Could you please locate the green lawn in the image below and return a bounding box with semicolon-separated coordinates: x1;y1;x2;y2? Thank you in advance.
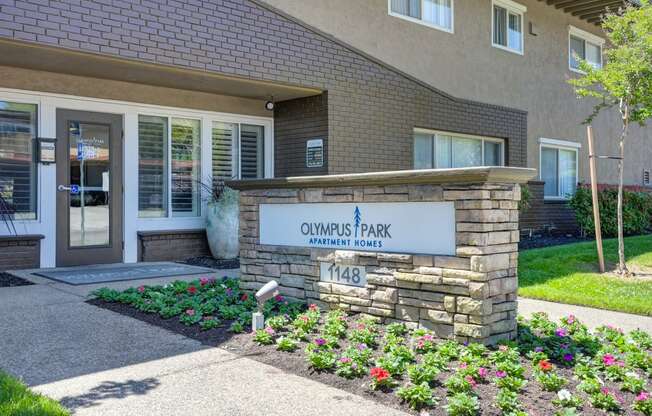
519;234;652;316
0;370;69;416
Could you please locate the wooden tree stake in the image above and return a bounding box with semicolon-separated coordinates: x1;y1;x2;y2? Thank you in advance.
587;125;605;273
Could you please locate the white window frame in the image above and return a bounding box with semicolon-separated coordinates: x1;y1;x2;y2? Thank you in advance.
414;128;506;169
491;0;526;55
538;138;580;201
388;0;455;34
0;87;274;267
568;25;604;74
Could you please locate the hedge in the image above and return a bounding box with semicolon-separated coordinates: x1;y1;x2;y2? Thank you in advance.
569;185;652;237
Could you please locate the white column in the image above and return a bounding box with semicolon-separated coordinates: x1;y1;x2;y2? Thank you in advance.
123;112;139;263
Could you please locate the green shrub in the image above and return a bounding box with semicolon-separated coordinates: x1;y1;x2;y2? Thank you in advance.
569;186;652;237
396;382;436;410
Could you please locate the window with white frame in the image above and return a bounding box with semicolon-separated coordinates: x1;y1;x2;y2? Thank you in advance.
413;130;505;169
0;101;37;220
569;26;603;72
211;122;264;181
492;0;526;54
138;116;202;218
539;139;579;199
389;0;453;32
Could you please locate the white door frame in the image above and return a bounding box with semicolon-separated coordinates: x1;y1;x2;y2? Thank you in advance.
0;87;274;267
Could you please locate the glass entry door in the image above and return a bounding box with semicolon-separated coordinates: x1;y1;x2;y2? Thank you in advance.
56;110;123;266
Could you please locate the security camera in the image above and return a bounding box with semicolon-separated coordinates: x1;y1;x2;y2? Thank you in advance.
252;280;279;331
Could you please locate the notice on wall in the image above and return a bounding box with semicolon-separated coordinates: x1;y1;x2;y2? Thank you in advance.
306;138;324;168
259;202;456;255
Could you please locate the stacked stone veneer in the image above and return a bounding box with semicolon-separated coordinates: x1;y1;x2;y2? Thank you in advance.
237;177;525;345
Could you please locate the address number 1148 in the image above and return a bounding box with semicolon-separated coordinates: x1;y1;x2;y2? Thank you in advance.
319;262;367;287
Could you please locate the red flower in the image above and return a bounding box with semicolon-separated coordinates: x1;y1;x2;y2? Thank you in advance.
187;286;197;295
137;285;145;293
370;367;390;382
538;359;553;372
308;304;318;311
241;293;249;301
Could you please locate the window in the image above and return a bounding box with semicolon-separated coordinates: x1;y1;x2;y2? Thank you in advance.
0;101;37;220
211;122;265;181
569;26;603;72
413;130;504;169
389;0;453;32
492;0;525;54
137;116;201;218
539;139;579;199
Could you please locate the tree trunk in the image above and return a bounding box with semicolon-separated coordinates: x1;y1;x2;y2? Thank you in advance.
617;103;629;276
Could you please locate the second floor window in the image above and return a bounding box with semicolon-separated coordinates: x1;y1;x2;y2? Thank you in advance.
492;0;526;54
390;0;453;32
569;26;603;72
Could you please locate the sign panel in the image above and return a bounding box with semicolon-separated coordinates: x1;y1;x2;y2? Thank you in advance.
259;202;456;255
320;262;366;287
306;138;324;168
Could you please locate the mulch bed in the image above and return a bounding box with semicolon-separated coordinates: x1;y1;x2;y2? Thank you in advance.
180;256;240;270
519;234;590;250
88;298;640;415
0;272;33;287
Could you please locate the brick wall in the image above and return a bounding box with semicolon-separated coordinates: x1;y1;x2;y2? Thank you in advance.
519;181;579;235
0;235;42;270
137;230;210;262
274;92;328;177
0;0;527;175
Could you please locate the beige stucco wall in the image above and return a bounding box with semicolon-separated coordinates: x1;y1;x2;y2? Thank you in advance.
260;0;651;186
0;66;269;117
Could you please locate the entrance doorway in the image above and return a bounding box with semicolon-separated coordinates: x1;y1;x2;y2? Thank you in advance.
55;110;123;266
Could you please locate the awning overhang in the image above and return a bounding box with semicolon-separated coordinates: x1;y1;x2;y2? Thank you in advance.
0;38;323;102
540;0;634;24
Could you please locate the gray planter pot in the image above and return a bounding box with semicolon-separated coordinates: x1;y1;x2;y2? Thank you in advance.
206;187;239;259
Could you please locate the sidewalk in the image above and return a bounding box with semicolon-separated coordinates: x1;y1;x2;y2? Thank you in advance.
0;278;407;416
518;297;652;333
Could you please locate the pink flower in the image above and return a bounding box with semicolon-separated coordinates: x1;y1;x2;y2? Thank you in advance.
567;314;576;324
496;370;507;379
603;354;617;366
459;363;468;369
187;286;197;295
464;375;477;387
186;309;195;316
274;294;284;302
308;304;318;311
199;277;209;286
635;392;650;402
314;338;327;347
601;387;610;395
137;285;145;293
478;367;488;378
339;357;352;364
555;327;568;337
264;326;275;336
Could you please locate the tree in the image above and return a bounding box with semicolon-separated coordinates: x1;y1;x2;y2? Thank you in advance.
569;0;652;275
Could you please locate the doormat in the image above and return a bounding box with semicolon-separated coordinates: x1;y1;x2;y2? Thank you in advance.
35;263;215;286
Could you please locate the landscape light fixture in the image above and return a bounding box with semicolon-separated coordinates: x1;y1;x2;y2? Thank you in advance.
252;280;279;330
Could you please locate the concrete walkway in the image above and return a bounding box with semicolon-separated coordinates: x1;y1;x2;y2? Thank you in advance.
0;274;407;416
518;297;652;333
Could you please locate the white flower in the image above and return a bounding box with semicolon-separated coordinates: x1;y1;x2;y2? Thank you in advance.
557;389;572;401
626;371;640;379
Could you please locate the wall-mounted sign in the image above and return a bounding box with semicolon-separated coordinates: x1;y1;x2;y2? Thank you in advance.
37;138;56;164
320;262;366;287
306;138;324;168
259;202;456;255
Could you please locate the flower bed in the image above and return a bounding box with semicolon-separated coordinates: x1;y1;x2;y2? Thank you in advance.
91;281;652;415
91;277;304;334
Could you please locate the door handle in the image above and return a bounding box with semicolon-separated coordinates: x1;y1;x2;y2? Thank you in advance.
58;185;72;192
